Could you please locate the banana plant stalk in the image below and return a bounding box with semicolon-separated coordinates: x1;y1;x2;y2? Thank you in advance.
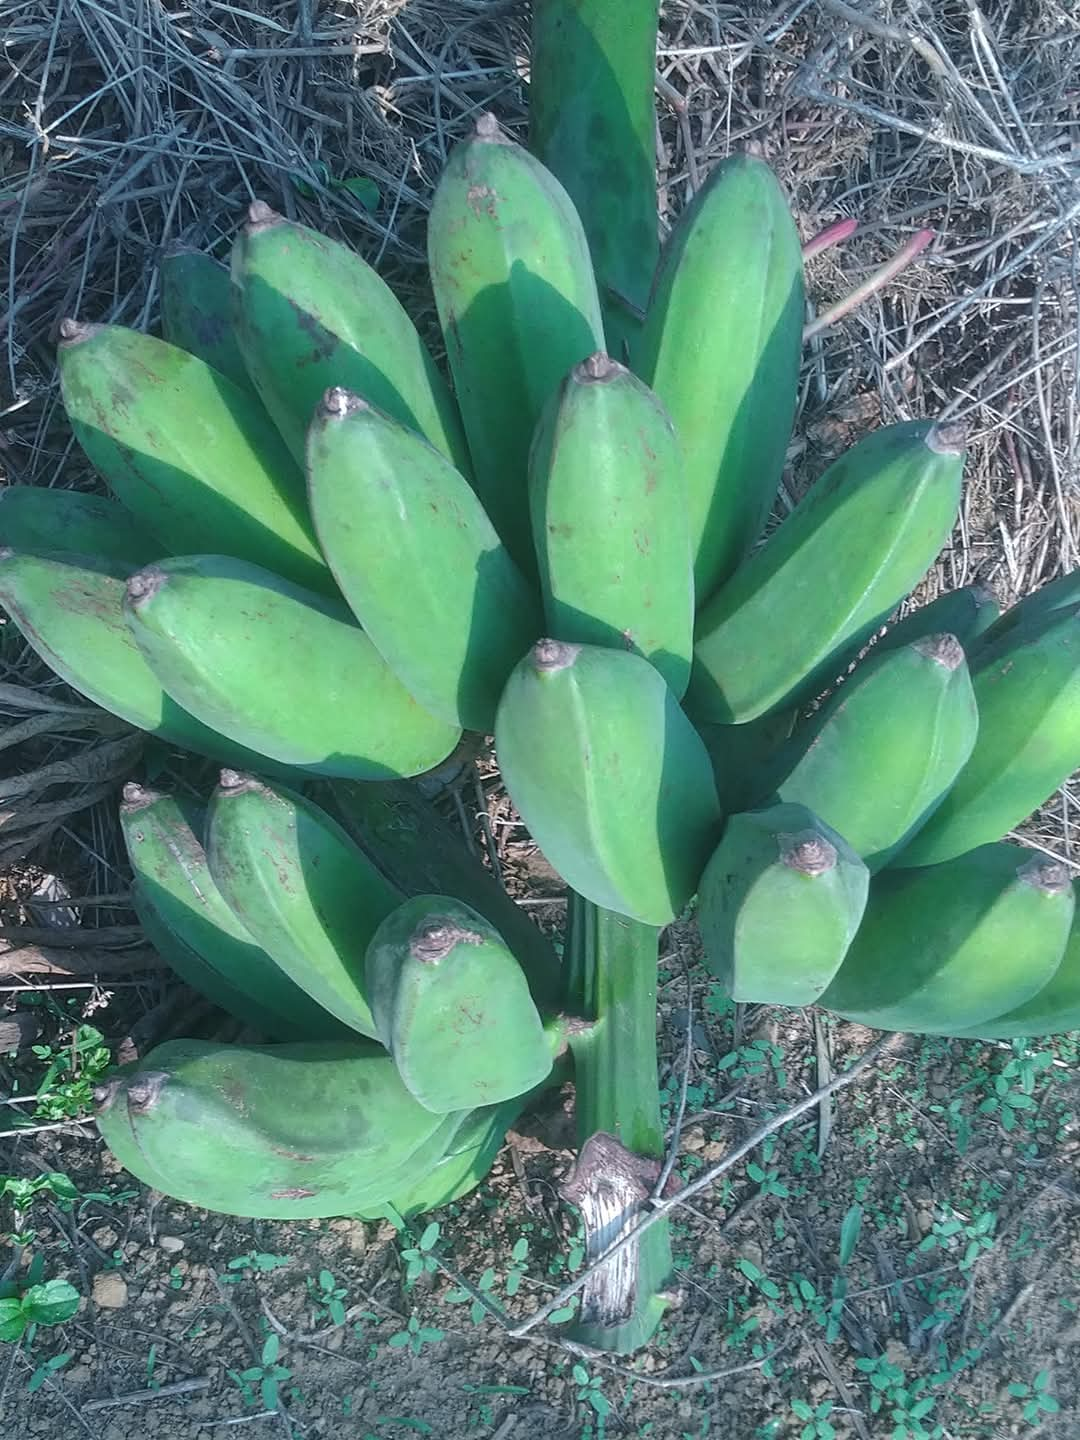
529;0;660;356
560;891;673;1353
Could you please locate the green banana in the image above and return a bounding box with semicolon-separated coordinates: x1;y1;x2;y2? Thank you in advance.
0;486;158;567
634;155;805;599
93;1039;464;1218
321;780;563;1013
874;584;999;657
972;568;1080;652
759;634;979;870
893;604;1080;867
58;322;332;593
529;0;660;355
956;889;1080;1038
697;803;869;1005
688;420;966;723
205;772;402;1039
159;247;254;394
230;203;470;472
695;709;796;816
0;549;285;769
122;555;461;779
121;784;342;1039
428;113;605;573
820;845;1074;1033
131;879;292;1036
496;640;722;924
306;389;540;732
528;352;693;696
365;895;554;1113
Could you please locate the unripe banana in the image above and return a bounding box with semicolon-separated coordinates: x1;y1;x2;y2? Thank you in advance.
160;247;254;394
0;486;158;567
122;555;461;779
0;549;282;769
972;568;1080;653
206;772;403;1039
528;352;693;696
58;322;332;592
956;890;1080;1038
230;203;470;471
306;388;540;732
496;640;722;924
320;780;563;1013
93;1039;463;1218
820;845;1074;1033
529;0;660;354
893;604;1080;867
121;784;341;1039
761;634;979;870
634;154;805;599
688;420;965;723
365;895;553;1113
428;113;605;573
874;584;999;657
697;804;869;1005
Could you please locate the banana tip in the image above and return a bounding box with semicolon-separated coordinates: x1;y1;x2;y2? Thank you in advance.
913;632;965;670
532;638;580;673
927;420;966;456
1018;855;1071;895
246;199;283;232
127;1071;168;1113
58;317;96;346
474;111;509;144
320;386;368;421
573;351;626;385
126;566;168;607
780;831;837;876
410;920;483;963
217;768;262;795
121;781;158;812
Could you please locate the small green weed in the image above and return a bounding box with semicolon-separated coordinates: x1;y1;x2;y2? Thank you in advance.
228;1333;292;1412
1007;1370;1060;1423
386;1314;444;1355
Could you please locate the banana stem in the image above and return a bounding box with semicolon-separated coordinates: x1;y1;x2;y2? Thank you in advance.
560;891;673;1353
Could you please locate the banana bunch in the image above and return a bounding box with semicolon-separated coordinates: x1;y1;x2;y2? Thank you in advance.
3;94;1080;1356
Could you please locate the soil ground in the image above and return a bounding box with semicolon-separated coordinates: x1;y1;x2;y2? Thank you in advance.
3;2;1080;1437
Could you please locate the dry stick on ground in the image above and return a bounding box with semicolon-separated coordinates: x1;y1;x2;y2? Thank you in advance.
509;1032;900;1342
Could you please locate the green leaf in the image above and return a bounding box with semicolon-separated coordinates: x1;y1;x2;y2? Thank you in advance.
839;1204;863;1266
511;1238;529;1262
791;1400;814;1420
334;176;380;212
572;1364;590;1385
1040;1394;1061;1414
318;1269;334;1292
910;1397;935;1419
0;1299;27;1343
737;1258;763;1282
419;1221;440;1252
548;1301;578;1324
588;1390;611;1418
261;1333;280;1365
387;1331;410;1348
21;1280;80;1327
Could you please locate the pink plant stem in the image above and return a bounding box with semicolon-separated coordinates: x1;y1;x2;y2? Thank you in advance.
803;228;936;341
802;217;859;260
